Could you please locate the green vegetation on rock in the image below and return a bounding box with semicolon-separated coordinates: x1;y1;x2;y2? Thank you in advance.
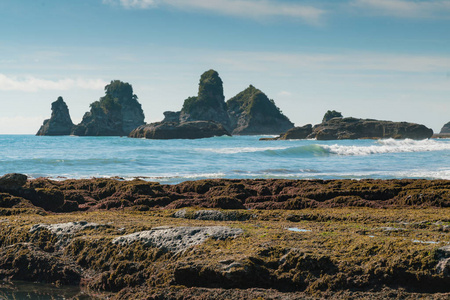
322;110;343;123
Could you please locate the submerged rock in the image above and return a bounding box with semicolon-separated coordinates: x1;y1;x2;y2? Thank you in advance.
226;85;294;135
72;80;145;136
129;120;231;139
112;226;243;253
36;97;74;136
179;70;231;130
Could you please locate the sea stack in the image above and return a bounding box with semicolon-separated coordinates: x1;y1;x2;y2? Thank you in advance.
72;80;145;136
226;85;294;135
36;96;74;136
178;70;231;130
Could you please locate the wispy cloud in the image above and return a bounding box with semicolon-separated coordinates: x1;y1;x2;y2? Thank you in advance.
211;51;450;73
352;0;450;18
0;74;107;92
103;0;325;25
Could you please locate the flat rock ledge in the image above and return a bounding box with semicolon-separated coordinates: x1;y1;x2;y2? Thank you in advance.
29;221;107;248
112;226;243;253
29;221;103;236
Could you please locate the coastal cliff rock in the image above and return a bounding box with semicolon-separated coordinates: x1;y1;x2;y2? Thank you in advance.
36;97;74;136
71;80;145;136
179;70;231;130
307;117;433;140
129;121;231;139
226;85;294;135
440;122;450;134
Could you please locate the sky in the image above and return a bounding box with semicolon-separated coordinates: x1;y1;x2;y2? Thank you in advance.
0;0;449;134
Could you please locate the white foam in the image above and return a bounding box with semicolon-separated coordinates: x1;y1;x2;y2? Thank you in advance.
323;139;450;156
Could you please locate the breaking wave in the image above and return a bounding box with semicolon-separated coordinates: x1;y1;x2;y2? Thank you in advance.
323;139;450;156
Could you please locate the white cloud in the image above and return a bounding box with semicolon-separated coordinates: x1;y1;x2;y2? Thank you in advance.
0;116;45;135
104;0;325;24
352;0;450;18
0;74;107;92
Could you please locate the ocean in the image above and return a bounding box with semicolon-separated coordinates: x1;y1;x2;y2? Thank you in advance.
1;135;449;183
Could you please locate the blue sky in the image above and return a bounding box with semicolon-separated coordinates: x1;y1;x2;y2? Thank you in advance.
1;0;449;134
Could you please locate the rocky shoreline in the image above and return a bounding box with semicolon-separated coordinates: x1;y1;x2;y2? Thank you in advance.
0;174;449;299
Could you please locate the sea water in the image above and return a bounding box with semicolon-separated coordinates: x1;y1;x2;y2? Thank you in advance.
0;135;449;183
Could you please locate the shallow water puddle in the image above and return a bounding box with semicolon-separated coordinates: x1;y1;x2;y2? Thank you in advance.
287;227;311;232
412;240;439;244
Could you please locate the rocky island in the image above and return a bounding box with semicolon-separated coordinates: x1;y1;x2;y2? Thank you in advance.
72;80;145;136
37;80;145;137
0;174;449;299
264;111;434;140
130;70;294;139
36;97;74;136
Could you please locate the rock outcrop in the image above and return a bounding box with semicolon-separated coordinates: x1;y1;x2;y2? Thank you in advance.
129;121;231;139
36;97;74;136
440;122;450;134
112;226;243;254
260;124;313;141
179;70;231;130
71;80;145;136
307;117;433;140
322;110;343;123
0;173;28;190
226;85;294;135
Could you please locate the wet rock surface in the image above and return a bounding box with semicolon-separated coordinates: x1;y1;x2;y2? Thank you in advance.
0;173;28;190
2;177;448;213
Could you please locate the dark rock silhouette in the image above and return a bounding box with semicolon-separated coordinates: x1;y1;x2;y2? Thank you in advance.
129;121;231;139
179;70;231;130
322;110;343;123
36;97;74;136
308;117;433;140
440;122;450;134
0;173;28;190
261;124;312;141
71;80;145;136
226;85;294;135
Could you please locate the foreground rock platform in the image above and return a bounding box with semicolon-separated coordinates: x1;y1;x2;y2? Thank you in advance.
0;176;449;299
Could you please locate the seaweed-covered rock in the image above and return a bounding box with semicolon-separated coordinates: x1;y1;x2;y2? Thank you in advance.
72;80;145;136
322;110;343;123
36;97;74;136
226;85;294;135
0;173;28;190
179;70;231;130
129;121;230;139
308;117;433;140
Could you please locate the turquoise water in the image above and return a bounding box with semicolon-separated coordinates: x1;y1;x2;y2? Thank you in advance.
0;135;449;183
